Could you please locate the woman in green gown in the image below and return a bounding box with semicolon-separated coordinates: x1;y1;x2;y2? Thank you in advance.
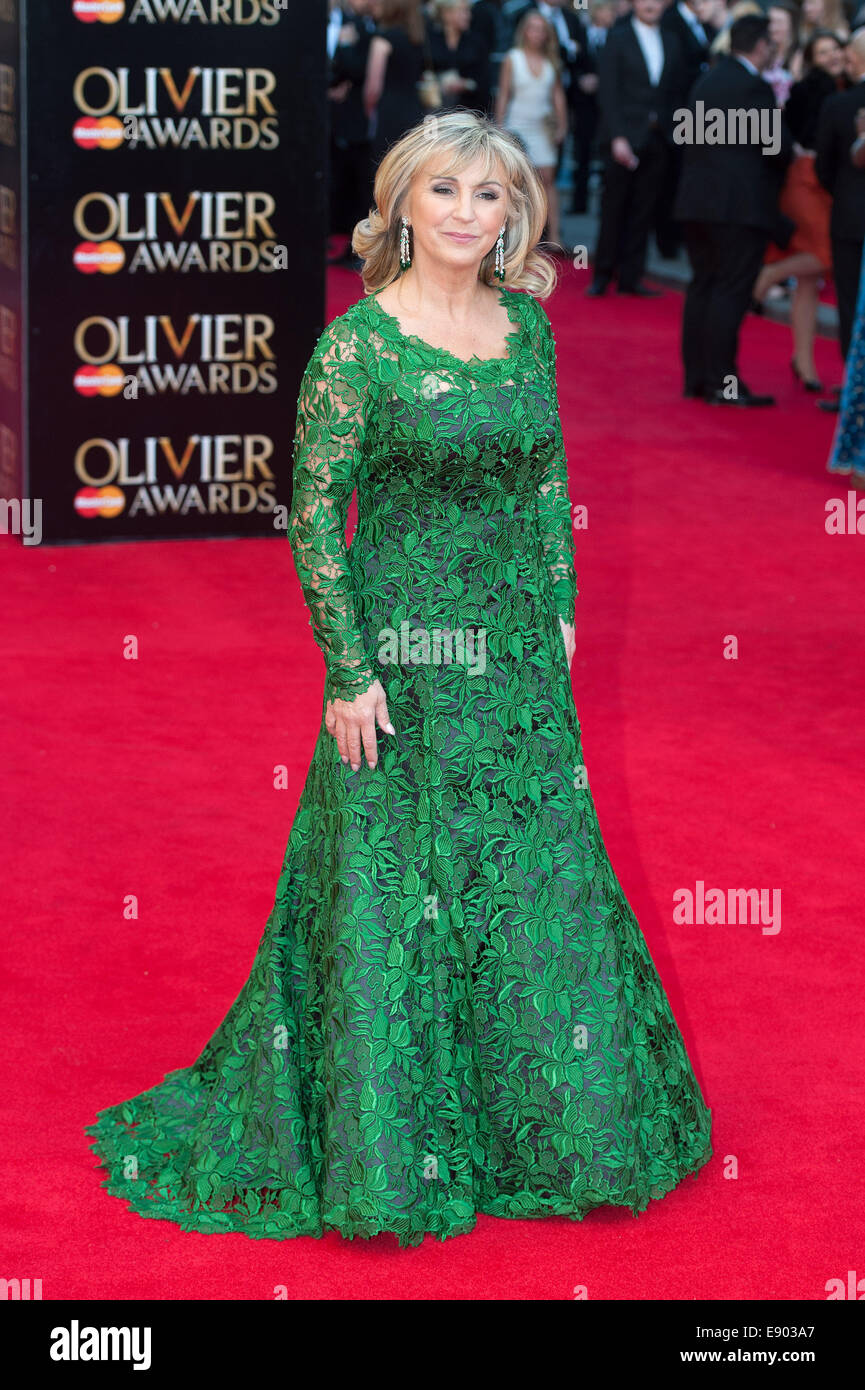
87;111;712;1247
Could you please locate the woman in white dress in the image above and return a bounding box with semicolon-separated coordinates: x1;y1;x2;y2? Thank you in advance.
495;10;568;251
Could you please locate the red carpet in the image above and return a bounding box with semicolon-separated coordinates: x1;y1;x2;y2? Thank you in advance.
2;268;862;1300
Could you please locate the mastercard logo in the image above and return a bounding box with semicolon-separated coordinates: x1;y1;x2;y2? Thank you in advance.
73;117;126;151
73;1;125;22
74;241;125;274
74;486;126;519
74;364;126;398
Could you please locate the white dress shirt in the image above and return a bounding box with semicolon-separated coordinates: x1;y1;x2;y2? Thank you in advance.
326;7;344;61
632;17;665;87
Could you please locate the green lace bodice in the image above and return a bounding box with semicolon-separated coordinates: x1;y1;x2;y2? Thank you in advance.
288;288;578;702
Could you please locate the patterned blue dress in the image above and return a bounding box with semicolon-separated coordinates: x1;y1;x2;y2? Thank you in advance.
829;240;865;482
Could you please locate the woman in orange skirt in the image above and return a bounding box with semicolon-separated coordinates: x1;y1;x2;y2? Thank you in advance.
753;29;848;390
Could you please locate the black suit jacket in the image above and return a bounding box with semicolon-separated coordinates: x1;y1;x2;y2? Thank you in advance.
329;10;374;147
660;2;715;104
672;55;792;230
470;0;503;52
815;83;865;241
597;17;686;150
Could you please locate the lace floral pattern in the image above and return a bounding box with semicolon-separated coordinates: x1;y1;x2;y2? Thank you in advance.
86;289;712;1246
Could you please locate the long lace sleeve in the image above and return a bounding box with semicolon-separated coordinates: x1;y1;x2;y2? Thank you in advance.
288;314;377;702
532;299;578;624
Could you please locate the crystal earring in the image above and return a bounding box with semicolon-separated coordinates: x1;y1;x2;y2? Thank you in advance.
494;224;506;282
399;215;411;271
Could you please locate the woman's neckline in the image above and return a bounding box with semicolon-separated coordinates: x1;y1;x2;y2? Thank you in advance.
519;49;548;78
365;286;524;369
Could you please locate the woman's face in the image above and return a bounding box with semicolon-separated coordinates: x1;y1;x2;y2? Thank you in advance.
523;14;548;49
694;0;719;25
407;155;508;272
802;0;824;23
812;35;845;74
768;7;793;48
444;1;471;30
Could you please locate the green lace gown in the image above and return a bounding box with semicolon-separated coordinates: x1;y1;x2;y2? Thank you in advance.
87;287;713;1246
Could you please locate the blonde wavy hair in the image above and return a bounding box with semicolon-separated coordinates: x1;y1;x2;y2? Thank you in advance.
352;110;557;299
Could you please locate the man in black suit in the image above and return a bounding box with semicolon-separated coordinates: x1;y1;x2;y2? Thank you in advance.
674;14;793;405
655;0;716;254
470;0;512;117
661;0;715;95
815;29;865;366
588;0;686;296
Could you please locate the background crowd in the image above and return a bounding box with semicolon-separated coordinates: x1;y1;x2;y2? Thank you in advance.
326;0;865;474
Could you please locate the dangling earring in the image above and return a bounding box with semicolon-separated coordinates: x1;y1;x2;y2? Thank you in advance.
494;224;506;282
399;215;411;271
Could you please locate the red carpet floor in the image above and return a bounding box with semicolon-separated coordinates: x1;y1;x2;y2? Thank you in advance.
2;268;863;1300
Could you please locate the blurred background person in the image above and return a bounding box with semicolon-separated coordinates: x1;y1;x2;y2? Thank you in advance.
364;0;427;170
428;0;491;114
470;0;515;114
587;0;615;54
694;0;728;37
578;2;616;213
753;29;848;391
816;25;865;397
588;0;686;296
328;0;377;270
662;0;717;90
655;0;718;259
675;13;793;405
710;0;763;56
496;9;569;247
510;4;599;218
799;0;850;46
827;114;865;470
764;2;802;102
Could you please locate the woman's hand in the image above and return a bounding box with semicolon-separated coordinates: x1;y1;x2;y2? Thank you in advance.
325;679;393;772
559;617;576;668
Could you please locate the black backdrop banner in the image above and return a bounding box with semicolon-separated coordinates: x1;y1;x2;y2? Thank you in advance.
15;0;327;543
0;0;21;516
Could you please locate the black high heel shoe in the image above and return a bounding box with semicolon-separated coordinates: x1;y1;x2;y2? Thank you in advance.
791;359;823;393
